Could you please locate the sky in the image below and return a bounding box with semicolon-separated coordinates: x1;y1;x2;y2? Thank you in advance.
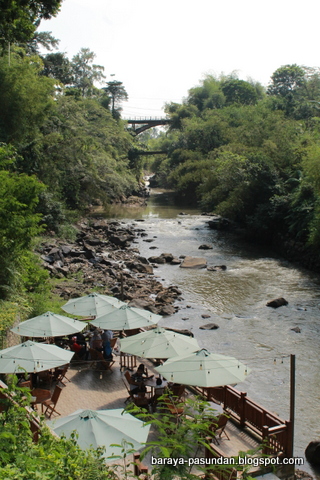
39;0;320;118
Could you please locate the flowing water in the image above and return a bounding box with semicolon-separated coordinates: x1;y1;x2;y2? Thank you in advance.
102;190;320;476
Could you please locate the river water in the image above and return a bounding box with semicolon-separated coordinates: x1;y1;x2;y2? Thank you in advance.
103;190;320;476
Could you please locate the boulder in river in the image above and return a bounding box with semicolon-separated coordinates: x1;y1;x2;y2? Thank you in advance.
180;256;207;269
207;265;227;271
305;441;320;465
199;244;213;250
266;297;288;308
199;323;219;330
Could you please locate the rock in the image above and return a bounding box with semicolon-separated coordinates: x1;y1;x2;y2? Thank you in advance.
143;238;155;243
207;265;227;271
266;297;288;308
170;257;181;265
199;323;219;330
166;327;194;337
305;441;320;465
199;244;213;250
160;253;174;262
291;327;301;333
207;216;231;231
182;317;189;320
201;314;211;318
180;256;207;269
295;469;314;480
158;304;176;316
109;234;134;247
148;255;166;264
125;261;153;275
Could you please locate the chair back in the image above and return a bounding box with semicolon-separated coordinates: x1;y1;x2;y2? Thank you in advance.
217;414;228;429
124;370;133;384
110;338;117;348
122;378;131;395
18;380;32;389
171;384;185;399
51;385;63;404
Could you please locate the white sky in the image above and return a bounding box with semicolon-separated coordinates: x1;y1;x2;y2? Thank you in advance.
39;0;320;118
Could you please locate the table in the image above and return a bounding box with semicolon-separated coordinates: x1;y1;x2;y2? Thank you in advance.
31;388;51;410
144;378;168;396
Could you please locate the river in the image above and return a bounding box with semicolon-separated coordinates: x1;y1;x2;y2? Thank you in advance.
103;190;320;476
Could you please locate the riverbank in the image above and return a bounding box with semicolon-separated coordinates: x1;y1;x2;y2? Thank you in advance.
37;217;183;317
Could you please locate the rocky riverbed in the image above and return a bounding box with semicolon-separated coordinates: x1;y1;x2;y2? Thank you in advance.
37;218;183;316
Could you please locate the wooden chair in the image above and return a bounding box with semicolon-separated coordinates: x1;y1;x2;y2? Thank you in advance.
169;383;186;401
89;348;114;371
41;385;63;419
161;397;184;417
123;372;150;407
110;337;117;349
133;453;148;476
210;414;230;444
54;364;71;386
18;380;32;389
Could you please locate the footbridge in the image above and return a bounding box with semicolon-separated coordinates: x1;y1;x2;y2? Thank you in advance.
125;117;170;134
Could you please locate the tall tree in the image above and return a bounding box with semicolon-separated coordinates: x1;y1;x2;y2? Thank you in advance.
103;80;128;118
70;48;105;97
0;0;62;49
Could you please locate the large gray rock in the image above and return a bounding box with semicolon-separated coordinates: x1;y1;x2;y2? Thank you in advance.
200;323;219;330
180;256;207;269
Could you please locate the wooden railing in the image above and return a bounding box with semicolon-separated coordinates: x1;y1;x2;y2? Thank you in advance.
195;385;292;457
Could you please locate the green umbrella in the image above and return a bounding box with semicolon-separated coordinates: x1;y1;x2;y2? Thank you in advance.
48;409;150;459
119;326;199;359
11;311;86;338
90;305;162;331
0;340;74;374
61;292;126;317
155;348;250;388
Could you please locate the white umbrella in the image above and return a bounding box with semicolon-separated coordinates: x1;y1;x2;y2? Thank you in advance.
48;408;150;459
119;326;199;359
11;311;86;338
0;340;74;374
61;292;126;317
90;305;162;331
155;348;250;388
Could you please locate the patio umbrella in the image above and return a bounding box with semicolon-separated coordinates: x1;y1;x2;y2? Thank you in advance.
48;408;150;459
11;311;86;338
119;326;200;359
0;340;74;374
155;348;250;388
61;292;126;317
90;305;162;331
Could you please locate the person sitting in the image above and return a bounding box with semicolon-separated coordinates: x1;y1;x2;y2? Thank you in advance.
129;364;148;395
70;336;87;359
89;329;103;352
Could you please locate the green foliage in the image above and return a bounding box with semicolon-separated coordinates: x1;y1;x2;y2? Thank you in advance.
126;393;224;480
0;387;116;479
0;0;62;48
0;51;56;144
221;79;258;105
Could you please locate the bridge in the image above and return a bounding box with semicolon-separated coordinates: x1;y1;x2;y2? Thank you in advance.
125;117;170;134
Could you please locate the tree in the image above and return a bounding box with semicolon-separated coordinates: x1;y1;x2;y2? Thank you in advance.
103;80;128;118
0;51;56;145
42;51;73;85
70;48;105;97
0;0;62;49
0;144;45;298
267;64;306;98
221;79;258;105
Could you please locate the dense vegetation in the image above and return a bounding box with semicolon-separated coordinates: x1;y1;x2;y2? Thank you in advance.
148;67;320;264
0;1;141;304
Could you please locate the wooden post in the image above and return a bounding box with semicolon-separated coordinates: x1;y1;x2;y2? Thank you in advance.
240;392;247;428
289;354;295;457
